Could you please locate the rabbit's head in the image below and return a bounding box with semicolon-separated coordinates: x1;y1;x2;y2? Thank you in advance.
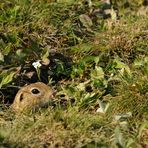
12;82;55;112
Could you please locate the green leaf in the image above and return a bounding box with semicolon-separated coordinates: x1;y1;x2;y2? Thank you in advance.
41;47;50;65
71;43;93;53
91;66;104;80
2;43;12;56
113;59;131;76
0;70;16;88
125;138;134;148
134;56;148;67
110;8;117;21
10;5;20;18
79;14;93;28
41;47;50;60
0;52;4;62
57;0;76;4
114;126;124;147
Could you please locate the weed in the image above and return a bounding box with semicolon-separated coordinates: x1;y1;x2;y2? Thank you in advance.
0;0;148;147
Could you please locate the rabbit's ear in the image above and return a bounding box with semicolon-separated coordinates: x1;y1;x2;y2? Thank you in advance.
19;93;24;102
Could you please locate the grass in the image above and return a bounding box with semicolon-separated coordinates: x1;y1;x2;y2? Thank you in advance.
0;0;148;147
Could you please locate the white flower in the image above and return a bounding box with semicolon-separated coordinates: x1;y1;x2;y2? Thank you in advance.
110;73;114;77
32;60;42;69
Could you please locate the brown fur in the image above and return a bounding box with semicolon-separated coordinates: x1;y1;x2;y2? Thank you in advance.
12;82;54;112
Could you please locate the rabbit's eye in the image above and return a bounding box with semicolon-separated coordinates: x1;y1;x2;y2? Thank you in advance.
31;89;40;94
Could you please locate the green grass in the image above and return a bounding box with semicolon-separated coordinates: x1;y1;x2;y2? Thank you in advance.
0;0;148;147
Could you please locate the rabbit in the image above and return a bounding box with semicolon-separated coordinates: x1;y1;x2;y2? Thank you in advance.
12;82;55;112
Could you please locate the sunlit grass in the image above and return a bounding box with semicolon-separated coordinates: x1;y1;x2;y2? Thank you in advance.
0;0;148;147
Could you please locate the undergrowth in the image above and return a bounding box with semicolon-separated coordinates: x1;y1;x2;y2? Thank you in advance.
0;0;148;147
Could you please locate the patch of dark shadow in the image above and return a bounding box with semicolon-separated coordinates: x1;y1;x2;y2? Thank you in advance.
0;142;25;148
143;0;148;6
14;52;72;84
85;85;93;92
40;52;72;83
116;143;124;148
88;123;102;130
59;94;66;98
70;98;75;104
59;98;68;106
54;143;61;148
43;143;51;148
0;86;18;104
81;141;108;148
15;63;39;85
104;79;121;97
